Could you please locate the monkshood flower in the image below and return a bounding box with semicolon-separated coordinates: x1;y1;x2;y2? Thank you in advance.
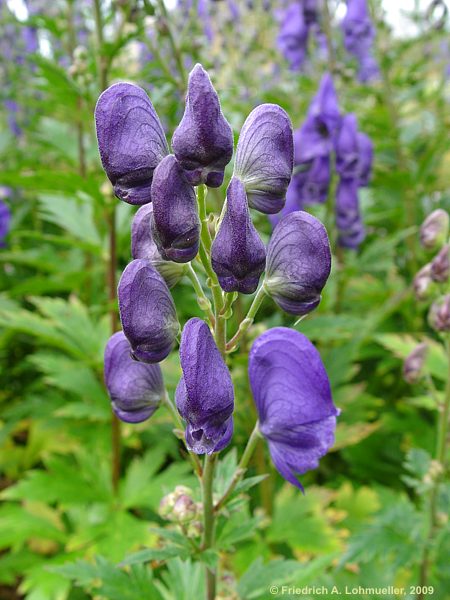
104;331;164;423
341;0;379;83
131;203;186;288
265;211;331;315
403;343;428;385
335;178;365;249
335;114;373;184
430;244;449;283
176;318;234;454
211;177;266;294
420;209;449;250
276;3;309;71
298;155;331;204
234;103;294;214
249;327;339;489
95;82;169;205
118;259;179;363
0;200;11;248
428;294;450;332
172;64;233;188
151;155;200;263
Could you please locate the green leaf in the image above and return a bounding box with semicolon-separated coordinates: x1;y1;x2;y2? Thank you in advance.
119;546;190;568
237;557;304;600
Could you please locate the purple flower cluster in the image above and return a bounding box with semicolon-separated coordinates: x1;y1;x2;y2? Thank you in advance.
341;0;379;83
97;63;337;483
276;1;321;71
274;74;373;250
0;190;11;248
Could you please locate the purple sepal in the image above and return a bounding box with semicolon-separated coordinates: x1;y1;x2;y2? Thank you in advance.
172;64;233;188
95;83;169;205
104;331;164;423
151;155;200;263
265;211;331;315
211;178;266;294
175;318;234;455
118;259;179;363
249;327;339;489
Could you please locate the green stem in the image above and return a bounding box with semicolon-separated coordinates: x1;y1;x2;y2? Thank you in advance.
202;453;218;600
226;285;267;352
214;422;261;512
186;264;215;325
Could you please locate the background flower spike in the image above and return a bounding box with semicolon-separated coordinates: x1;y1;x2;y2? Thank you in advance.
95;82;169;205
172;63;233;188
249;327;339;489
150;155;200;263
234;103;294;214
175;318;234;455
211;177;266;294
131;204;186;288
118;259;179;363
104;331;164;423
265;211;331;315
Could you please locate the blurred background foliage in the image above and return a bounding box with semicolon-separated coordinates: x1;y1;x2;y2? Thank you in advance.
0;0;449;599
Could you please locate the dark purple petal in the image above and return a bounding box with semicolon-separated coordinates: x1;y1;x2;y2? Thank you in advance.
118;259;179;363
335;114;373;184
265;211;331;315
268;174;305;228
175;318;234;454
172;64;233;187
211;178;266;294
151;155;200;263
301;155;330;204
234;104;294;214
104;331;164;423
249;327;338;489
95;83;169;205
131;204;186;288
307;73;341;141
335;178;365;249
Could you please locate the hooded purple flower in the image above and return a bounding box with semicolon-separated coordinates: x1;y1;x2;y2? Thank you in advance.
265;211;331;315
176;318;234;454
172;64;233;188
234;104;294;214
118;259;179;363
277;3;309;71
430;244;449;283
341;0;379;83
403;342;428;385
420;209;449;250
335;178;365;249
150;155;200;263
335;114;373;184
249;327;338;489
0;200;11;247
211;177;266;294
298;155;331;204
429;294;450;332
131;204;186;288
95;83;169;205
104;331;164;423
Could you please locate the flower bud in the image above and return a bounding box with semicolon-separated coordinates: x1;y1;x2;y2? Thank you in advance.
172;64;233;187
151;155;200;263
95;83;169;205
403;343;428;384
234;104;294;214
118;259;179;363
428;294;450;332
172;494;198;522
104;331;164;423
430;244;449;283
265;211;331;315
131;203;186;288
420;209;449;250
413;263;435;301
186;520;203;537
211;178;266;294
176;318;234;454
249;327;338;489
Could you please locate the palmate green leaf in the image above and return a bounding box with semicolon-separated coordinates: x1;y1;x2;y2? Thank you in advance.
213;448;238;496
119;448;171;509
0;504;66;551
119;545;190;568
216;513;261;549
156;558;204;600
298;314;367;342
237;557;305;600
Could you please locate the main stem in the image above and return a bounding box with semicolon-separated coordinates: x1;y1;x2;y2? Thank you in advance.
417;335;450;598
202;453;217;600
94;0;121;493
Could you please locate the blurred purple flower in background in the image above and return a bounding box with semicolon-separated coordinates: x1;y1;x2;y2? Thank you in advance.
276;0;321;71
0;198;11;248
341;0;379;82
249;327;338;489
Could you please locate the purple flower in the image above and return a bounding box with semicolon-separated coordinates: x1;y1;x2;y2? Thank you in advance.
403;343;428;385
211;177;266;294
118;259;179;363
95;83;169;205
268;175;305;228
131;203;186;288
277;3;309;71
356;131;373;186
172;64;233;188
335;178;365;249
150;155;200;263
341;0;379;83
299;155;331;204
420;209;449;250
335;114;373;184
0;200;11;247
176;318;234;454
234;103;294;214
104;331;164;423
428;295;450;332
249;327;338;489
430;244;449;283
265;211;331;315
